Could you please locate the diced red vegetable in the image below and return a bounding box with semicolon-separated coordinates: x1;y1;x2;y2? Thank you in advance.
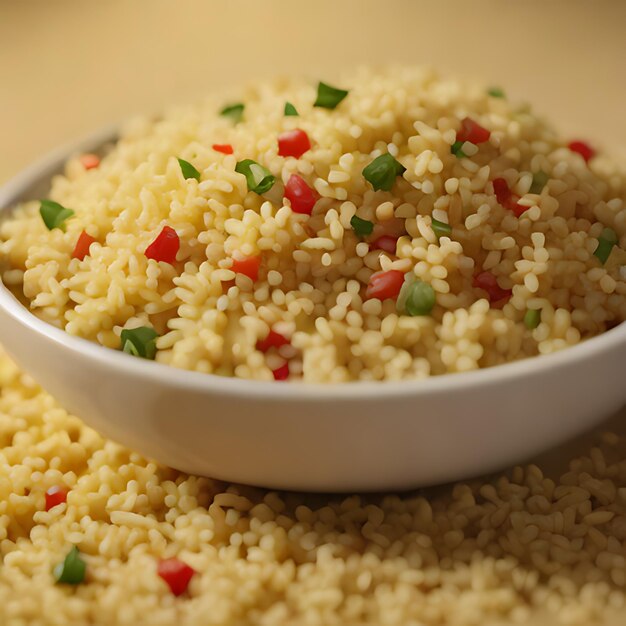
492;178;527;217
272;363;290;381
473;271;512;305
277;129;311;159
456;117;491;145
568;140;595;163
492;178;510;205
157;558;195;596
231;255;261;282
284;174;317;215
145;226;180;264
79;154;100;170
509;201;527;218
372;235;398;254
212;143;234;155
45;486;68;511
71;231;96;261
257;329;290;352
365;270;405;301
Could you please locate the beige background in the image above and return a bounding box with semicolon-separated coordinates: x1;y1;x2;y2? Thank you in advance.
1;0;626;184
0;2;625;623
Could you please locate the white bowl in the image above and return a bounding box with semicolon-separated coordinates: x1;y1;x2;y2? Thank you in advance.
0;129;624;492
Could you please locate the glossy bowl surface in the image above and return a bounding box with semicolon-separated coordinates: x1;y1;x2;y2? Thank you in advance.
0;129;624;491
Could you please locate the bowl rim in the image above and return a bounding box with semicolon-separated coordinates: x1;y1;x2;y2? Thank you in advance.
0;125;624;401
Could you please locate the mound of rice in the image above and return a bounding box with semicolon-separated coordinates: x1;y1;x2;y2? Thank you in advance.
1;67;624;381
0;347;624;625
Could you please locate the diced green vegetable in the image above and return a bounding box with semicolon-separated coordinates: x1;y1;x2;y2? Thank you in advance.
350;215;374;237
219;103;244;123
397;278;436;316
593;227;618;265
524;309;541;330
314;82;348;109
406;281;436;316
431;219;452;240
284;102;298;116
362;154;406;192
396;276;412;314
53;546;86;585
40;200;75;231
121;326;159;360
235;159;276;194
529;170;549;194
451;141;467;158
177;158;201;181
487;87;506;98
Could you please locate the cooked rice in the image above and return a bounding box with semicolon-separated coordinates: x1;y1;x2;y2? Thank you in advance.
0;67;624;381
0;348;624;625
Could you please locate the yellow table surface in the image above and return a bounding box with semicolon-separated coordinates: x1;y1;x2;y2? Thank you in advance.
0;1;625;623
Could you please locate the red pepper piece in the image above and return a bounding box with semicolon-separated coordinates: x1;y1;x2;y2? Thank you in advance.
272;363;289;381
212;144;234;155
365;270;405;301
79;154;100;170
157;558;195;596
456;117;491;144
71;231;97;261
372;235;399;254
231;255;261;282
473;271;512;305
45;486;68;511
492;178;527;217
284;174;317;215
508;200;528;218
145;226;180;264
277;129;311;159
568;140;595;163
492;178;511;205
257;330;289;352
